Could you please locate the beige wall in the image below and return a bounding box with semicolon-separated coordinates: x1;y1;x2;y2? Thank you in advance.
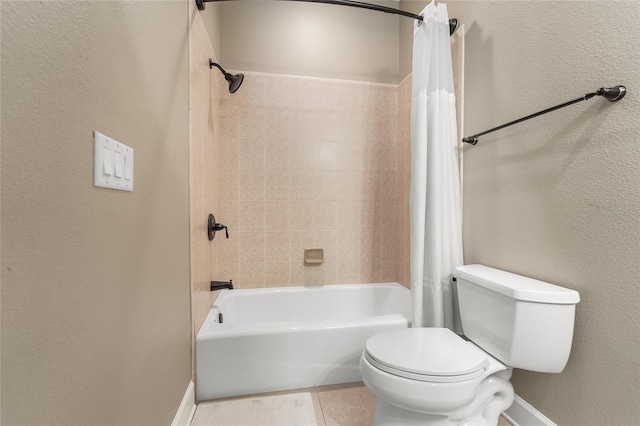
1;1;192;424
216;0;401;83
402;1;640;425
214;73;400;287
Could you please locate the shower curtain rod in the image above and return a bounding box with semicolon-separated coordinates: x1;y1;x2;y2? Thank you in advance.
196;0;459;36
462;85;627;145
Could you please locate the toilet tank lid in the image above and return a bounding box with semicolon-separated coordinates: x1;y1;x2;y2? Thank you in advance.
455;265;580;304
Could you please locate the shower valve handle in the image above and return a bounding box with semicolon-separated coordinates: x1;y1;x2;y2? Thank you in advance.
207;214;229;240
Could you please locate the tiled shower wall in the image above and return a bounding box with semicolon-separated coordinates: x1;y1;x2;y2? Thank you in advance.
395;75;412;288
214;73;402;289
189;7;221;337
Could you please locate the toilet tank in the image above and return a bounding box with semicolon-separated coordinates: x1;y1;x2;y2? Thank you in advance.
455;265;580;373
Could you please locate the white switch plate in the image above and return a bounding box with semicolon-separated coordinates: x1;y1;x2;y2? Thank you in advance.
94;131;133;191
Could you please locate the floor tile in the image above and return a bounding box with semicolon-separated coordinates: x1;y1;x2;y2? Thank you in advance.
316;383;376;426
192;392;317;426
193;382;513;426
310;391;327;426
498;415;512;426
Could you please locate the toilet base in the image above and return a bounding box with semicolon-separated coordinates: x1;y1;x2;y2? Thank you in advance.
371;376;514;426
374;399;452;426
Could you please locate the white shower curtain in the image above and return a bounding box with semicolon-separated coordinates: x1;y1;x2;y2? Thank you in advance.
410;1;463;331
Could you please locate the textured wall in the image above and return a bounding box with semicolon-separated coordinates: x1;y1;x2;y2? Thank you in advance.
1;1;192;424
216;0;400;83
213;73;400;288
402;1;640;425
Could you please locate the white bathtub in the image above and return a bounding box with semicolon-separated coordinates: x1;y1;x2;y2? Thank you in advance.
196;282;411;401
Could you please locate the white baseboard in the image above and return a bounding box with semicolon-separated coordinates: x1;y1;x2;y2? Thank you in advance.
172;380;196;426
503;394;557;426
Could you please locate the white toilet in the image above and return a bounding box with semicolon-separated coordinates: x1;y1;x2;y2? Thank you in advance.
360;264;580;426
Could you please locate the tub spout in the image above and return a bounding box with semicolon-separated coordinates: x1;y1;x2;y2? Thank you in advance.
210;280;233;292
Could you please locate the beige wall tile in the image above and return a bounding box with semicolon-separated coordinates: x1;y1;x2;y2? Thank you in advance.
265;200;290;231
315;141;337;170
188;11;223;387
238;169;265;200
219;105;239;139
336;259;361;284
360;229;377;259
191;196;205;246
219;262;239;283
264;110;292;141
289;231;314;262
290;170;316;200
238;107;265;140
238;232;265;263
238;262;265;288
313;230;338;261
360;200;377;229
202;73;404;293
265;232;290;262
265;262;290;287
336;142;363;172
313;200;338;231
237;200;265;231
360;258;380;284
265;170;290;200
289;261;305;286
217;199;239;230
218;167;238;200
313;171;339;201
335;200;361;230
304;261;336;286
290;200;314;231
238;138;265;170
290;141;316;171
337;229;360;260
216;234;239;264
334;172;362;201
265;139;290;170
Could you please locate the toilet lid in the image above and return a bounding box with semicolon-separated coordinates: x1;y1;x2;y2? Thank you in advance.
365;328;489;382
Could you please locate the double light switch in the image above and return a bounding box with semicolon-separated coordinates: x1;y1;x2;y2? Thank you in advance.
94;131;133;191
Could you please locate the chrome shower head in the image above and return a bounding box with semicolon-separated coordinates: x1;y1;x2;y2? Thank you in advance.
209;59;244;94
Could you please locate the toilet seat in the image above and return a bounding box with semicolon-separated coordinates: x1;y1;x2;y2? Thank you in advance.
364;328;490;383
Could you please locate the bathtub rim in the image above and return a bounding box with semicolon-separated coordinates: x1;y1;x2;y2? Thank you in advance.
198;281;411;339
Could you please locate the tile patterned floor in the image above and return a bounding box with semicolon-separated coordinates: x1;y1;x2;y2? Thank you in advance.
193;382;512;426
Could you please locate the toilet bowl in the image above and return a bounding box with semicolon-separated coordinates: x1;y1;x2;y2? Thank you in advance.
360;265;580;426
360;328;514;425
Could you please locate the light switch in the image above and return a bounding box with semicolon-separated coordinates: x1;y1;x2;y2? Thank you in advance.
124;153;132;181
114;151;123;178
94;131;133;191
102;147;113;176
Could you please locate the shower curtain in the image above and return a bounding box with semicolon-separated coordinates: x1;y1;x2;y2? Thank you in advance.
410;1;463;331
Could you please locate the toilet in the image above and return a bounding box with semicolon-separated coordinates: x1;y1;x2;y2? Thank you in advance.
360;264;580;426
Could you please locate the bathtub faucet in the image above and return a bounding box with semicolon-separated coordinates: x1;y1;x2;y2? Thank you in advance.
210;279;233;292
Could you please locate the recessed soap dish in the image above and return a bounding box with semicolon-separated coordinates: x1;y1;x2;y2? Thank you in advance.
304;249;324;265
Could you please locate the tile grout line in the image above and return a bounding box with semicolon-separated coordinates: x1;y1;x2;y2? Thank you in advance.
313;390;328;426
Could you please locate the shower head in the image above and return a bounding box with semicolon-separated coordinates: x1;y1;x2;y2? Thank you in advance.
209;59;244;94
